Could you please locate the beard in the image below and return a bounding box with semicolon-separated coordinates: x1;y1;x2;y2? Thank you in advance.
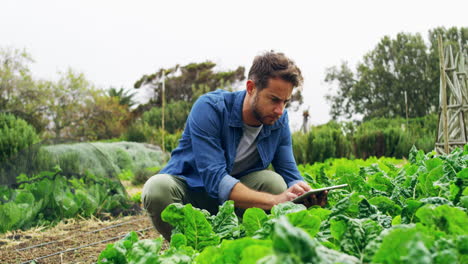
252;94;278;125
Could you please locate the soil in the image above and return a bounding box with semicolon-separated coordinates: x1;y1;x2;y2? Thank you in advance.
0;212;166;264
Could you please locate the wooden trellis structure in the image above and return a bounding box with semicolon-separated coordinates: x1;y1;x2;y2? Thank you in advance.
436;37;468;154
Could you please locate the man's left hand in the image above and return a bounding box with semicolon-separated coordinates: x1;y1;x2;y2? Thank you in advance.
303;190;328;208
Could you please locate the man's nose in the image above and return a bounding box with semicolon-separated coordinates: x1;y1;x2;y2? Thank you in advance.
274;104;284;116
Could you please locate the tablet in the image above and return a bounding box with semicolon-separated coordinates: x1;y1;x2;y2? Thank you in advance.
292;184;348;203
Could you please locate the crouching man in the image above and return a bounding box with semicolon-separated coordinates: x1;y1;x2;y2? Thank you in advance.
142;51;327;240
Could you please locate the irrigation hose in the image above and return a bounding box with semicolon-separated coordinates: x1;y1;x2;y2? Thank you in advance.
20;226;153;264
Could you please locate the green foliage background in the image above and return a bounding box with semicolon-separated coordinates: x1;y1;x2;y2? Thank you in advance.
0;113;39;162
293;115;437;164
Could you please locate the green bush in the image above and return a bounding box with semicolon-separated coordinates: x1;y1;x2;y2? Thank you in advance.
124;121;182;153
131;166;161;185
293;121;352;164
293;115;437;163
0;113;40;162
142;101;192;134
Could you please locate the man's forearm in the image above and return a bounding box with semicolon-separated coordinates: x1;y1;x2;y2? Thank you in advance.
228;182;277;210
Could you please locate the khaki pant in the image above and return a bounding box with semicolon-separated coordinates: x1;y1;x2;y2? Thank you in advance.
142;170;287;240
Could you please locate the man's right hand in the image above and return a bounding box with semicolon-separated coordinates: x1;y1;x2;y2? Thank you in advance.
273;181;311;204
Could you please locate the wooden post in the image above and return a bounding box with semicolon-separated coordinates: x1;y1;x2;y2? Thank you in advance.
438;35;449;154
404;91;409;127
162;70;166;153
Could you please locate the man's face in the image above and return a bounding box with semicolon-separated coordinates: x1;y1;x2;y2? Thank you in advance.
251;78;293;125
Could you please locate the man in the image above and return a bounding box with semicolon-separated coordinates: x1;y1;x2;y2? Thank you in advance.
142;51;327;240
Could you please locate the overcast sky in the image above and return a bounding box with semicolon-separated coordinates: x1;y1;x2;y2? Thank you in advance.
1;0;467;130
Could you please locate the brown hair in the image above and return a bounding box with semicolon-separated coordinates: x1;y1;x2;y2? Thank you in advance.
247;51;303;91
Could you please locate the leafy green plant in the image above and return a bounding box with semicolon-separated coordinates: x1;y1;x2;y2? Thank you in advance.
0;168;134;233
98;146;468;263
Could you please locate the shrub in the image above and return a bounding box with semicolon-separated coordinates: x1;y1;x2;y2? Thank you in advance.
0;113;40;162
124;121;182;153
131;166;161;185
293;122;352;164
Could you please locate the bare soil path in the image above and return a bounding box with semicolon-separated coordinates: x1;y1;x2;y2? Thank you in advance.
0;213;165;264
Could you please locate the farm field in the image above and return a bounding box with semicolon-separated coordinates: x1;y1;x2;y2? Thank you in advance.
1;147;466;263
94;147;468;264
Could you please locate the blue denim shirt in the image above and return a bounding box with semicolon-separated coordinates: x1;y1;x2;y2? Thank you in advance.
160;89;304;203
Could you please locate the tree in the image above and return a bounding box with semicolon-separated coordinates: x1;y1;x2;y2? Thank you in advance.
45;69;95;139
108;87;137;108
325;27;468;120
0;48;49;132
134;61;245;108
75;94;129;140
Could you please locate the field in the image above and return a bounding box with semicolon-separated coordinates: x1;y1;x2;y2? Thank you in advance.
95;147;468;263
1;146;467;263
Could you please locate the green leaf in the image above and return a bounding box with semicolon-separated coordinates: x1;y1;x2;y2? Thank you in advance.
239;245;273;264
457;167;468;179
212;201;239;239
170;233;187;248
127;239;162;264
161;203;220;251
266;217;359;264
286;210;321;237
271;202;306;217
243;207;268;237
98;232;139;264
372;225;434;264
195;237;272;264
415;204;468;236
368;196;402;216
330;218;347;241
400;234;433;263
401;199;423;224
308;207;332;221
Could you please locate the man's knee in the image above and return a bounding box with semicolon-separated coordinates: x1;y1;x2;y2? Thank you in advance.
240;170;287;195
142;174;183;213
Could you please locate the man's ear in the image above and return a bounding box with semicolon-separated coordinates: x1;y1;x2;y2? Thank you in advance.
246;80;256;95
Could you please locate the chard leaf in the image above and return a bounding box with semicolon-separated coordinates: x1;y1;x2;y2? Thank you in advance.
127;239;162;264
400;199;423;224
170;233;187;248
419;196;453;206
457;168;468;179
212;201;239;239
271;202;306;217
369;196;402;216
330;192;364;218
239;245;273;264
243;207;268;237
286;210;321;237
98;231;139;264
195;237;272;264
308;207;332;221
158;246;196;264
460;196;468;209
400;234;433;264
161;203;220;251
263;217;359;264
371;225;434;264
415;204;468;236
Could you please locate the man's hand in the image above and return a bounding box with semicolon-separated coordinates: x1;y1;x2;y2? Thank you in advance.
274;181;311;204
282;181;329;208
303;190;328;208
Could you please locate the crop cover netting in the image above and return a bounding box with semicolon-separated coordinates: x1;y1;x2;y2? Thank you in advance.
0;140;168;187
